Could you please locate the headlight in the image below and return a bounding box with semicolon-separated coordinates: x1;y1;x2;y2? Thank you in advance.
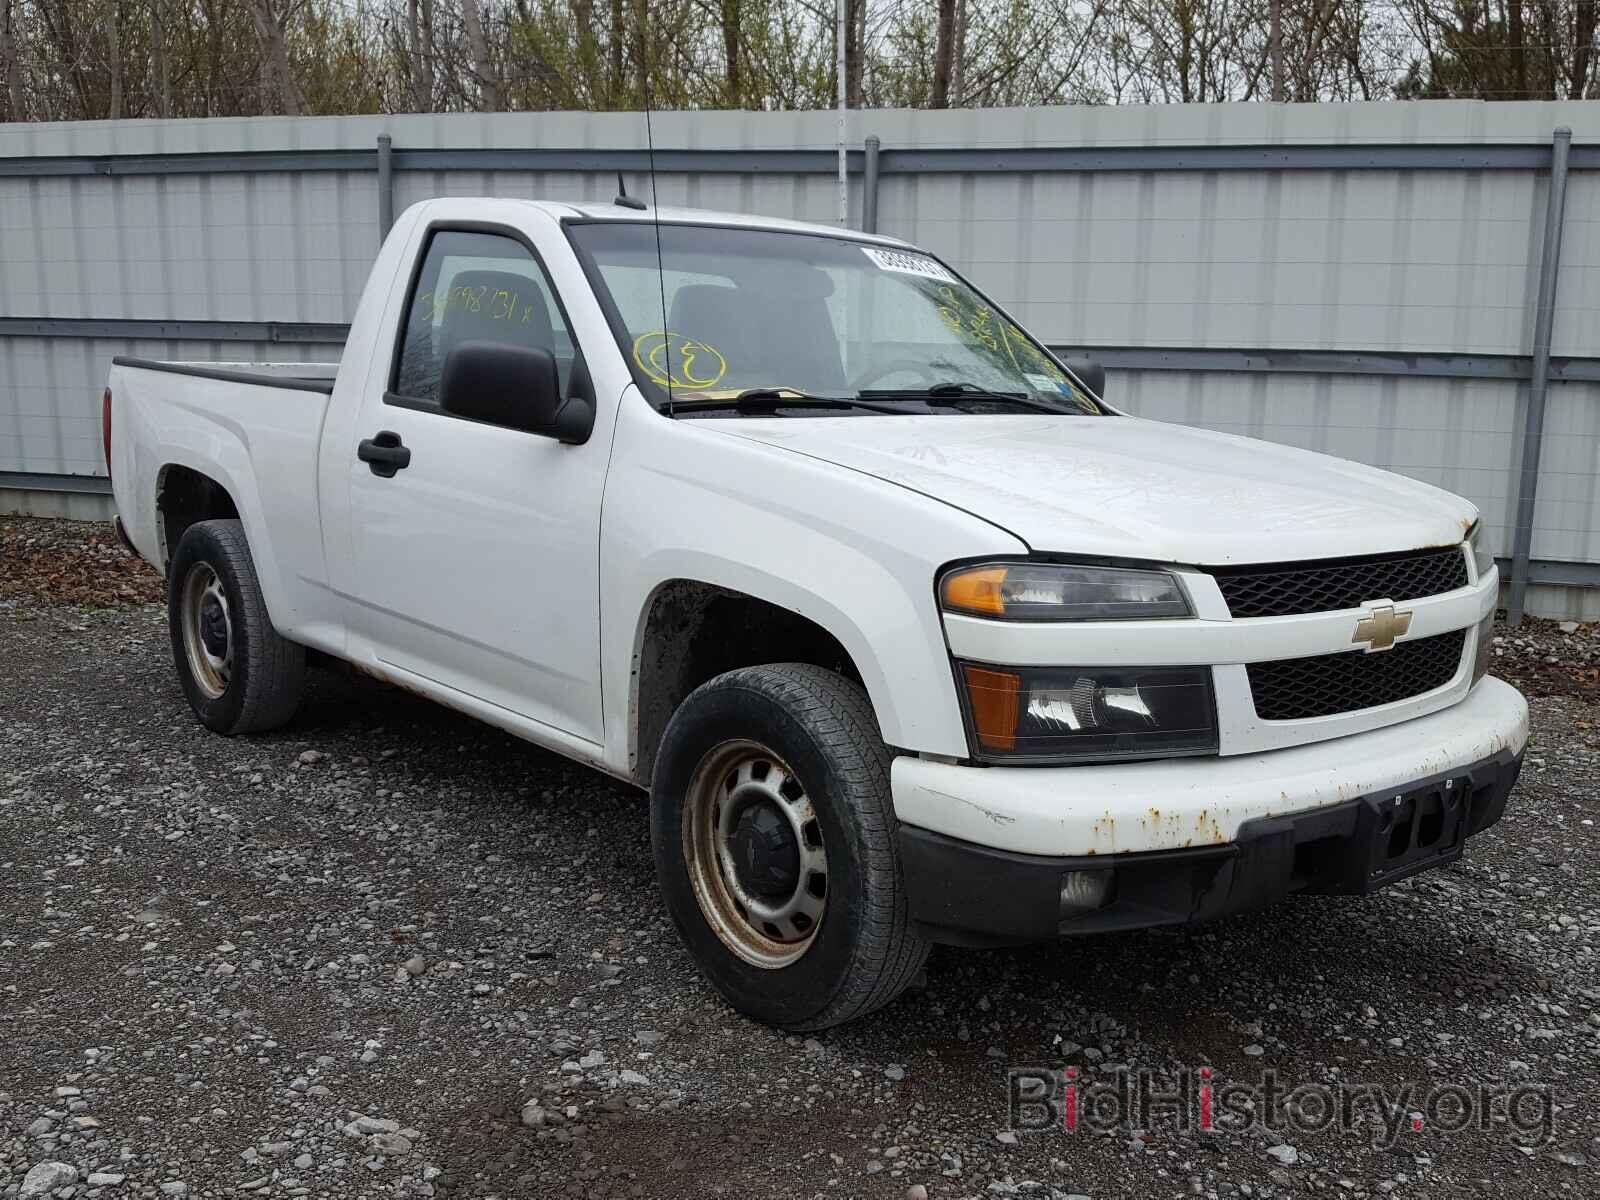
941;562;1191;621
1466;520;1495;579
958;663;1218;763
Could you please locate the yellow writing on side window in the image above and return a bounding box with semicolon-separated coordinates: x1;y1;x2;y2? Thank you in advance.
415;286;543;326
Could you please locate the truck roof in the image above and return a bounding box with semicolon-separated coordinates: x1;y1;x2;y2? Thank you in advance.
532;199;913;247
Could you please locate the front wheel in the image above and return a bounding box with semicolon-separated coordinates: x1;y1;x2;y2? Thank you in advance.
651;664;929;1030
168;519;305;734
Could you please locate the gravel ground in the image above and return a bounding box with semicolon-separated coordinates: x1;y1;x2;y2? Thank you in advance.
3;518;1600;1200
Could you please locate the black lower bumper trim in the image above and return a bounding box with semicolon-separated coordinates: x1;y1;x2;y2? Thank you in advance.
899;747;1523;946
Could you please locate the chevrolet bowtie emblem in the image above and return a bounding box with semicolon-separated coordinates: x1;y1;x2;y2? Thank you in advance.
1352;603;1413;652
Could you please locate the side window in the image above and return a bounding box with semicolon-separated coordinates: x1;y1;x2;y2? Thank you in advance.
392;229;575;412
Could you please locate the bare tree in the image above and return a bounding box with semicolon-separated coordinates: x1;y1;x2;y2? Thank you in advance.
152;0;172;116
461;0;500;108
845;0;864;105
721;0;740;105
33;0;95;114
1392;0;1595;98
609;0;624;101
1510;0;1528;97
951;0;968;102
0;0;24;119
107;0;122;117
630;0;647;102
1287;0;1346;100
1574;0;1597;96
405;0;436;110
1270;0;1284;98
0;0;1591;122
406;0;425;107
245;0;309;114
932;0;956;105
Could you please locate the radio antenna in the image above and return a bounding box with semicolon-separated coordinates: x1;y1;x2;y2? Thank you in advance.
614;171;645;210
641;25;672;418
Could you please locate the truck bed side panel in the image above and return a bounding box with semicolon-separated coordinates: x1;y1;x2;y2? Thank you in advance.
110;363;341;649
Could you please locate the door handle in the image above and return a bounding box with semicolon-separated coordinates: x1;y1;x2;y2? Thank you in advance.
358;430;411;478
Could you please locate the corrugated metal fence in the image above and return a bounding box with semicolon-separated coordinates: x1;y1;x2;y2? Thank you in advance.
2;103;1597;619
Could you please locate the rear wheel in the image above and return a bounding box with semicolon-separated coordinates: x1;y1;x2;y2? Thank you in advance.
168;519;304;734
651;663;929;1030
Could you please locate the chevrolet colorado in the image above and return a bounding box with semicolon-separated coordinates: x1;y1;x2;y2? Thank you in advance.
106;197;1527;1029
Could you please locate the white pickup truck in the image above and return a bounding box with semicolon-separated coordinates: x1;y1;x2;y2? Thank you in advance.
107;196;1528;1030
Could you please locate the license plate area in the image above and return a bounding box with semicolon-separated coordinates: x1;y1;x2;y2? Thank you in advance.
1357;776;1470;890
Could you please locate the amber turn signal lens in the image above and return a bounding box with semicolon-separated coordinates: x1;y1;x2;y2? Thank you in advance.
961;664;1021;751
942;565;1009;616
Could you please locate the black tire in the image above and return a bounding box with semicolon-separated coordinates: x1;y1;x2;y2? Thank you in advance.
167;518;305;734
650;663;930;1030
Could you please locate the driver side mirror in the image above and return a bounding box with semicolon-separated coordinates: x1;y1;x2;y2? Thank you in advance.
440;340;594;444
1060;355;1106;399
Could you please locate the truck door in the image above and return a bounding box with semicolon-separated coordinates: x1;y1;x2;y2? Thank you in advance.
341;223;608;745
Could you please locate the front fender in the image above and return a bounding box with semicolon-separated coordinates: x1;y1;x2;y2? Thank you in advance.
623;547;944;754
600;393;1025;771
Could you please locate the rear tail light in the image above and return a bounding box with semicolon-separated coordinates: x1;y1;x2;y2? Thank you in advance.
102;387;113;480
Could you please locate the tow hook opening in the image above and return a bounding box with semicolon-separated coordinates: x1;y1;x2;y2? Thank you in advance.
1058;869;1115;919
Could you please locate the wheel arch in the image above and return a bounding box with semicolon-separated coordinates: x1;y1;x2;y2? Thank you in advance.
149;444;296;633
628;578;884;789
156;462;240;567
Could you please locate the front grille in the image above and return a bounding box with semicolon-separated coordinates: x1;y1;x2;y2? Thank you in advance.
1248;630;1467;721
1213;547;1469;618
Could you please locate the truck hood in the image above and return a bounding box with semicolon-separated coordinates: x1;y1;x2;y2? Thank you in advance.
710;414;1476;566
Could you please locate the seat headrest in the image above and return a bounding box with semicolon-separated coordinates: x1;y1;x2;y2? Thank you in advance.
439;270;554;358
666;281;846;393
667;285;749;347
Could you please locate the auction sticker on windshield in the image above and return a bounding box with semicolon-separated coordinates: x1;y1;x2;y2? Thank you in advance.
862;246;957;282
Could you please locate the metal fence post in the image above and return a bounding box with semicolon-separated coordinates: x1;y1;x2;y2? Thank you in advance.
376;134;394;245
1508;126;1573;627
862;135;880;234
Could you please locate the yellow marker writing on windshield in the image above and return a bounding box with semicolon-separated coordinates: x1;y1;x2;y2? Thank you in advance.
633;330;729;389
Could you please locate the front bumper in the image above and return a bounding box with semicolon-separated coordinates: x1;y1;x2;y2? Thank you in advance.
891;675;1528;857
900;745;1523;945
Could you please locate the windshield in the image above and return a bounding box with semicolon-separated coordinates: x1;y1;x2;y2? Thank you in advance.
566;221;1101;417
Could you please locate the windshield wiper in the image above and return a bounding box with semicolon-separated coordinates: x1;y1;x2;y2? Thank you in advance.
668;388;905;416
858;382;1069;413
922;382;1069;413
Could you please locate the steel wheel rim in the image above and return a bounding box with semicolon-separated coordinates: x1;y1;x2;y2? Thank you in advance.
180;562;232;700
683;739;828;970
